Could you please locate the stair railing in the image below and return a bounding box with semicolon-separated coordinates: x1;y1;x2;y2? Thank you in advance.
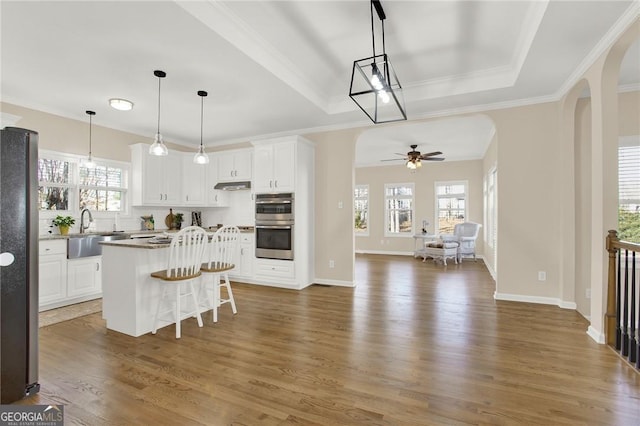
605;230;640;370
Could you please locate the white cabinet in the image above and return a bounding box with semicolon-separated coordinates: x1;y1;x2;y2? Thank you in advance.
131;144;182;206
39;239;103;311
231;233;254;279
182;154;207;206
218;149;252;181
39;240;67;307
253;142;295;192
206;155;228;207
67;256;102;298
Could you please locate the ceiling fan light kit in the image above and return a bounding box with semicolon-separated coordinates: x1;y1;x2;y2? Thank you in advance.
349;0;406;124
382;144;445;170
149;69;169;156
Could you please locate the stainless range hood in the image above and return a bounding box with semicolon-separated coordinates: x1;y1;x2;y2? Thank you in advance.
214;181;251;191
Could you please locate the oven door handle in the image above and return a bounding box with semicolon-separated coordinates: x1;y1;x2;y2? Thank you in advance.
256;225;292;230
255;200;292;204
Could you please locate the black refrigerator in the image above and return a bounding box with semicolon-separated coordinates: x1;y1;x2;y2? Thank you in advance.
0;127;40;403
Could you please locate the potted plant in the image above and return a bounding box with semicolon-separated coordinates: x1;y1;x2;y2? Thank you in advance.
173;213;184;230
52;215;75;235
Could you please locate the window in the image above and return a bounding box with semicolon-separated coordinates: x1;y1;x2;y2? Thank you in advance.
435;181;467;234
38;157;73;211
79;165;126;211
354;185;369;235
384;183;414;236
38;151;128;215
486;168;497;249
619;142;640;243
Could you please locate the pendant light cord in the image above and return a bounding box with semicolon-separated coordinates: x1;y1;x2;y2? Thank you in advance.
157;76;162;135
200;95;204;148
89;114;92;156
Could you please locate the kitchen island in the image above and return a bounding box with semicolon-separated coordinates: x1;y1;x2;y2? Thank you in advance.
100;238;175;337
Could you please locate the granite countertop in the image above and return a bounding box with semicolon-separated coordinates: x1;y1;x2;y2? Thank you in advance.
99;238;170;249
40;226;254;241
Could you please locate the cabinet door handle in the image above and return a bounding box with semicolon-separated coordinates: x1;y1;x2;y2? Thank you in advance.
96;263;100;271
215;195;218;202
240;248;244;255
269;180;273;188
275;180;278;188
160;193;163;201
186;195;189;202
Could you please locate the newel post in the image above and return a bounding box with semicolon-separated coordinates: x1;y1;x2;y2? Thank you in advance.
605;230;618;346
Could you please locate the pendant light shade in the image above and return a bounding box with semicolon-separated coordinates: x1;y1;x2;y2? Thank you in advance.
149;70;169;156
83;110;96;168
349;0;406;124
193;90;210;165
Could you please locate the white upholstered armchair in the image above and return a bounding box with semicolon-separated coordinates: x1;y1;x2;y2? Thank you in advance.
440;222;482;262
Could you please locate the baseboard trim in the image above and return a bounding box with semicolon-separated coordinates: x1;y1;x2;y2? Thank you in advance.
313;278;356;287
587;326;606;344
355;250;413;256
494;292;576;310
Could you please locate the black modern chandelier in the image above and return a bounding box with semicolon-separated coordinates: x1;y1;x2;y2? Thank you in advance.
349;0;406;124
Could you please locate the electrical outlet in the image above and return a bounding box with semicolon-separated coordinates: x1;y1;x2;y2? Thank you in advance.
538;271;546;281
586;288;591;299
329;260;335;268
338;201;343;209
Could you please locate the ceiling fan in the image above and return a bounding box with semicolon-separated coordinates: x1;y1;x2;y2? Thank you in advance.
381;144;445;169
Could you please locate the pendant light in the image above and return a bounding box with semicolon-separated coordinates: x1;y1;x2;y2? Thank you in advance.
83;110;96;168
349;0;406;124
193;90;210;165
149;70;169;156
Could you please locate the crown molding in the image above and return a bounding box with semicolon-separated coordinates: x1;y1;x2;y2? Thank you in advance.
555;1;640;99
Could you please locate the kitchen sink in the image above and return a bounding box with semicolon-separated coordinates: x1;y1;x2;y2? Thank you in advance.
67;232;130;259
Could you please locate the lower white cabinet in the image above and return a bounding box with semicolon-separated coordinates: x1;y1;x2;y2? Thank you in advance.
254;258;295;279
39;240;67;307
67;256;102;298
38;239;103;311
230;233;254;280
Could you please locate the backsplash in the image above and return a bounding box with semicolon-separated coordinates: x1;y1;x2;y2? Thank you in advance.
38;191;255;236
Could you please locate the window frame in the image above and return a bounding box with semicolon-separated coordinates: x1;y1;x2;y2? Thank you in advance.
384;182;415;237
434;180;468;235
38;150;130;219
354;184;370;236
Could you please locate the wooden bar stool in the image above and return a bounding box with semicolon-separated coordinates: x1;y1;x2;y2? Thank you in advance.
199;226;239;323
151;226;207;338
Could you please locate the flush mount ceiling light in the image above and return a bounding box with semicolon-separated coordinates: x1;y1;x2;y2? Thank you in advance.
108;98;133;111
349;0;406;124
149;70;168;156
193;90;209;165
82;110;96;168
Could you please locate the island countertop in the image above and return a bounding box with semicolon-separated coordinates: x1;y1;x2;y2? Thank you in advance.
99;238;170;249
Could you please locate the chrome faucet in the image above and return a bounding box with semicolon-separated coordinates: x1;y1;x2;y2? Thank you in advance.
80;208;94;233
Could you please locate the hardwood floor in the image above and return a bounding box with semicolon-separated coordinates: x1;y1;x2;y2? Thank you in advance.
22;254;639;425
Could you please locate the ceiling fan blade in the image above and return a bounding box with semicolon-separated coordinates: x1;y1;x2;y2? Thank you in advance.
381;158;405;162
393;153;406;156
423;157;445;161
420;151;443;158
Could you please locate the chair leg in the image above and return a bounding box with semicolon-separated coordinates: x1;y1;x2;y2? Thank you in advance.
223;273;237;314
189;281;203;328
152;284;166;335
175;285;181;339
213;275;220;323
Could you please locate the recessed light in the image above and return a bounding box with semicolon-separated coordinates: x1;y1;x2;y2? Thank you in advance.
109;98;133;111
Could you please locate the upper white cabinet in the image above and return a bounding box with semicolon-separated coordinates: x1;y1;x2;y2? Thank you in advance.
206;154;228;207
218;149;252;182
131;144;182;206
182;153;207;206
253;142;296;193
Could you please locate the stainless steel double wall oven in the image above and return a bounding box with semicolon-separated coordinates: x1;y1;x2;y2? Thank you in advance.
255;193;294;260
